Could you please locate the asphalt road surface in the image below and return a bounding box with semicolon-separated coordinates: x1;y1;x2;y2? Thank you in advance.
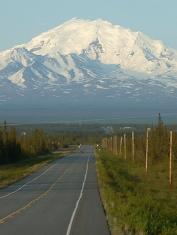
0;145;110;235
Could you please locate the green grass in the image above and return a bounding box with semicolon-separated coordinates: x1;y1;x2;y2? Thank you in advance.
0;152;68;189
96;150;177;235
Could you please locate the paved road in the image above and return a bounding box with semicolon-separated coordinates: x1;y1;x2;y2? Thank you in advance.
0;146;110;235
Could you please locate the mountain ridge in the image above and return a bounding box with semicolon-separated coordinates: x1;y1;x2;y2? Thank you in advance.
1;18;177;73
0;18;177;122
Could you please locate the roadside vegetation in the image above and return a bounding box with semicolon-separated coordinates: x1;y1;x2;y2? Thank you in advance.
0;121;82;164
97;115;177;235
0;153;63;189
0;121;76;188
0;122;55;164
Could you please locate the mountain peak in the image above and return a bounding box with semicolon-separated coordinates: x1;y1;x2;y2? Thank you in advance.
62;17;114;25
1;18;177;115
1;18;177;78
23;18;168;69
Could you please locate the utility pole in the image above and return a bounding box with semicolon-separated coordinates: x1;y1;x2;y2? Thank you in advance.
169;130;173;185
145;128;150;173
124;134;127;160
132;131;135;162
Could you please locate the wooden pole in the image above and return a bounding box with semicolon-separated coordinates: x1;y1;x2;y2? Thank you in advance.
113;136;115;154
108;137;110;151
105;137;108;149
169;130;173;185
110;137;113;153
116;135;118;155
109;137;111;151
104;138;107;149
102;139;104;148
124;134;127;160
145;128;150;173
114;136;118;155
119;136;123;157
132;131;135;162
108;137;111;151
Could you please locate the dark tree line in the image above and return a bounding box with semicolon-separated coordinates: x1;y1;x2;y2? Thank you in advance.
0;122;56;164
0;124;22;164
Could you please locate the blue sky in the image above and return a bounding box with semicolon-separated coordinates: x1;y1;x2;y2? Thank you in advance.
0;0;177;51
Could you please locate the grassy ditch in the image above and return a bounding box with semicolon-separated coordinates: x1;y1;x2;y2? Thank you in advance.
0;150;71;189
96;150;177;235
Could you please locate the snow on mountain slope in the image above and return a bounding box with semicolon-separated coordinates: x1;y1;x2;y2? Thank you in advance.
0;18;177;106
24;18;177;74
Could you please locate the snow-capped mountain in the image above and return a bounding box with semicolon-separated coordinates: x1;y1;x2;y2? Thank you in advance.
0;18;177;122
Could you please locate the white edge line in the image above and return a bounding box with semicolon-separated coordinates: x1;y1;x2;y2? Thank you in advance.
0;161;57;199
66;156;90;235
0;163;73;224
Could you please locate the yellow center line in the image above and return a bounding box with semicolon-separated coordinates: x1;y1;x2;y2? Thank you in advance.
0;166;71;224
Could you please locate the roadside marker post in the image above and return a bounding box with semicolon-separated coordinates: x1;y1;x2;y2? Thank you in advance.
113;136;118;155
169;130;173;186
145;128;150;173
119;136;123;157
132;131;135;162
124;134;127;160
